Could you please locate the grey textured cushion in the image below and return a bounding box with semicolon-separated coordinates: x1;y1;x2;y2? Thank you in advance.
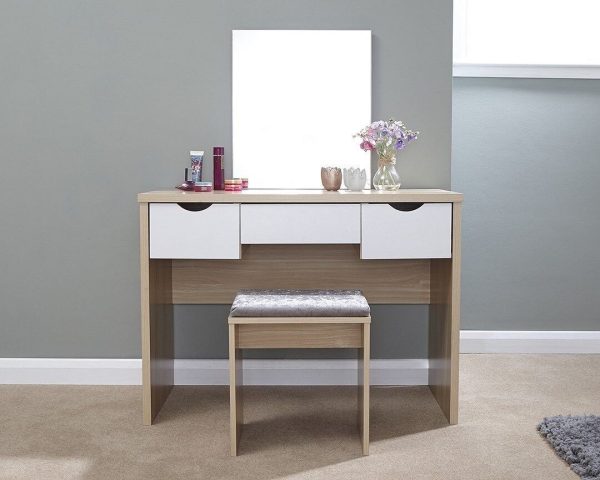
230;289;370;317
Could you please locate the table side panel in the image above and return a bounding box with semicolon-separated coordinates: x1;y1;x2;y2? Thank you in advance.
428;202;461;424
140;203;174;425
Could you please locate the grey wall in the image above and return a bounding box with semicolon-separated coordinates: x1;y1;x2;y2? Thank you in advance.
0;0;452;358
453;78;600;331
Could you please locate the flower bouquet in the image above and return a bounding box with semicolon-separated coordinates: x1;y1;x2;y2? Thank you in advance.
354;119;419;190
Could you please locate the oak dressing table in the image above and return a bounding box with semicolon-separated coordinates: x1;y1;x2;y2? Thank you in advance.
138;189;463;426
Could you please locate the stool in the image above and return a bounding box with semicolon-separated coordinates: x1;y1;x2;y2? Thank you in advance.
228;289;371;456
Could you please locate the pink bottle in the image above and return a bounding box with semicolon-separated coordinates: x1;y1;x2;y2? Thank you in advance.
213;147;225;190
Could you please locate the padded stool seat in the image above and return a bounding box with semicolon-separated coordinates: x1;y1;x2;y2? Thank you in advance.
230;289;370;317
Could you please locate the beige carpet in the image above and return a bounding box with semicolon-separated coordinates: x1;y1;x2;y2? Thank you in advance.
1;354;599;480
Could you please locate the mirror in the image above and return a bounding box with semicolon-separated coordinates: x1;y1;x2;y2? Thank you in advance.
232;30;371;189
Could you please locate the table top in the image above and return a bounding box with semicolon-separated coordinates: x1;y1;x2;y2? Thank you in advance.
138;189;463;203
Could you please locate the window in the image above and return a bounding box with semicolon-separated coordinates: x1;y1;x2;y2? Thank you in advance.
453;0;600;78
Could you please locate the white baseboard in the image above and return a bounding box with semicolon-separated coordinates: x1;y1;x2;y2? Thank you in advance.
1;331;598;385
0;359;428;386
460;330;600;353
0;359;142;385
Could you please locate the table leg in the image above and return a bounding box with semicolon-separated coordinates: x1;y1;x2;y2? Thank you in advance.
229;324;244;456
358;322;370;455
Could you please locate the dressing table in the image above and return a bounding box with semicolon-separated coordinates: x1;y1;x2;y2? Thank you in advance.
138;188;463;426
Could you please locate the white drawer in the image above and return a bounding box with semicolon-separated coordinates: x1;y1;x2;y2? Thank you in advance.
149;203;240;259
241;204;360;244
361;203;452;259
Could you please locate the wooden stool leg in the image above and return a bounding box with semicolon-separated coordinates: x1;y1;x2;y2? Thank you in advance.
229;324;243;456
358;322;370;455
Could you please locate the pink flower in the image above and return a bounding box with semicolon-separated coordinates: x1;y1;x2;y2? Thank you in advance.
360;140;374;151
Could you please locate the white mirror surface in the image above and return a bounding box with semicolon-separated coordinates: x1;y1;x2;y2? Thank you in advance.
233;30;371;189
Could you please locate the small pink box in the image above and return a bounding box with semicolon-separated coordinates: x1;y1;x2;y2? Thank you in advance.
194;182;213;192
225;179;243;192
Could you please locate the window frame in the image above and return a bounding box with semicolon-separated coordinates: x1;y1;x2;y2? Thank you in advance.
453;0;600;79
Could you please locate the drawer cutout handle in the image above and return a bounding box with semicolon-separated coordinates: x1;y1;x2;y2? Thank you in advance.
388;202;424;212
177;203;212;212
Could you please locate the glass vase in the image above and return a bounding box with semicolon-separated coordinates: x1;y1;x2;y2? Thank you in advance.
373;156;401;190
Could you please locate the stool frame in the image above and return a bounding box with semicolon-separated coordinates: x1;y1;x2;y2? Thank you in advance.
228;315;371;456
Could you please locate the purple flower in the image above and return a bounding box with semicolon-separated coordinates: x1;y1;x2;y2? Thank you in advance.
356;119;419;154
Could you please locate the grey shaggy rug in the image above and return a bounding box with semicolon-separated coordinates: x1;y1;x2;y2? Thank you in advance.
538;415;600;480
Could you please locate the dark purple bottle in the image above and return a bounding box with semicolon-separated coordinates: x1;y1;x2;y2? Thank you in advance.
213;147;225;190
